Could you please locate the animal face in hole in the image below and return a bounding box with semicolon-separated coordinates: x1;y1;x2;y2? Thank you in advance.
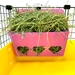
17;46;29;54
49;46;62;54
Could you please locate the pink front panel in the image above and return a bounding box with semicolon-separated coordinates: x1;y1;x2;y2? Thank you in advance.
9;31;69;56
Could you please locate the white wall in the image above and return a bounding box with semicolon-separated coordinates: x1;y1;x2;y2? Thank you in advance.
0;0;75;7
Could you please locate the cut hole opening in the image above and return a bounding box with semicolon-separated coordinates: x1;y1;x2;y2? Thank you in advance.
49;46;62;54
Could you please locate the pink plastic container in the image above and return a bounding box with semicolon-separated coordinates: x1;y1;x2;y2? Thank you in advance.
9;31;69;56
10;8;68;56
